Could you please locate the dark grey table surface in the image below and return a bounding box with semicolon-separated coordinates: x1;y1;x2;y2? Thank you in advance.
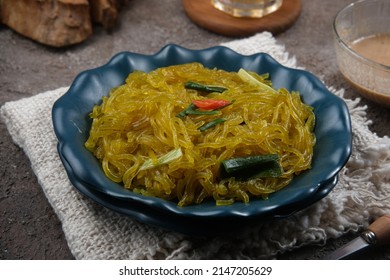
1;0;389;259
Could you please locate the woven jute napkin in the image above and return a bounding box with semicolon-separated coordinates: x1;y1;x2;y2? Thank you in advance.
1;32;390;259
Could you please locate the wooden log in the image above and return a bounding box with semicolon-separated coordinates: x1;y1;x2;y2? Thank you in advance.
0;0;93;47
90;0;118;30
90;0;130;30
0;0;129;47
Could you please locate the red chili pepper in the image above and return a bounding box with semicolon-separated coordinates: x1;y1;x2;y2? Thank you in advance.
192;99;231;110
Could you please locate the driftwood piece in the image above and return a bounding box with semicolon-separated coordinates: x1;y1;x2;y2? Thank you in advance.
0;0;93;47
0;0;129;47
90;0;120;30
90;0;130;29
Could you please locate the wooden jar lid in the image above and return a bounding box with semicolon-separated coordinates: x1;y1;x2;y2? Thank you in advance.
182;0;301;37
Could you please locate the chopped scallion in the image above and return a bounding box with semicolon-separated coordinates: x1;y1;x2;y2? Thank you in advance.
238;69;276;93
139;148;183;171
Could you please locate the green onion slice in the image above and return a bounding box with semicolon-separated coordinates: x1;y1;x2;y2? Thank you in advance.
238;69;276;93
139;148;183;171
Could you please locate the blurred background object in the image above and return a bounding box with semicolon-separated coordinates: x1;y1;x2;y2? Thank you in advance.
333;0;390;107
211;0;283;18
182;0;301;37
0;0;129;47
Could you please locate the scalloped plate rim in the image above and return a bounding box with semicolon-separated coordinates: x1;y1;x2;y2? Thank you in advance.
52;44;352;220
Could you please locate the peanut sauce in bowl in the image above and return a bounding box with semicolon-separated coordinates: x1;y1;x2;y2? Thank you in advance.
333;0;390;107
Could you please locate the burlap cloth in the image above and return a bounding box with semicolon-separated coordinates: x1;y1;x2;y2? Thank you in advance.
1;32;390;259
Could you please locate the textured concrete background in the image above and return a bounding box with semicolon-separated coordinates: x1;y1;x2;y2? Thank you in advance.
1;0;389;259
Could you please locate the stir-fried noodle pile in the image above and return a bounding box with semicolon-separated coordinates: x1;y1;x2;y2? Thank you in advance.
85;63;315;206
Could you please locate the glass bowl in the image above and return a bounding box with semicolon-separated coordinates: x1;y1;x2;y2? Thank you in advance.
52;45;352;235
333;0;390;107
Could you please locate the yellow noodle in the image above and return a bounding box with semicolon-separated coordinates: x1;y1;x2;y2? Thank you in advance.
85;63;316;206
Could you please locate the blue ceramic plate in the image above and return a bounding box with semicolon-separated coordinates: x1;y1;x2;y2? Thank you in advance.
52;45;352;233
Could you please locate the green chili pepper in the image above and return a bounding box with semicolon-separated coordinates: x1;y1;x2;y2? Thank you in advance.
176;103;196;118
185;81;227;93
199;118;226;132
186;110;220;116
176;103;220;118
221;154;282;180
